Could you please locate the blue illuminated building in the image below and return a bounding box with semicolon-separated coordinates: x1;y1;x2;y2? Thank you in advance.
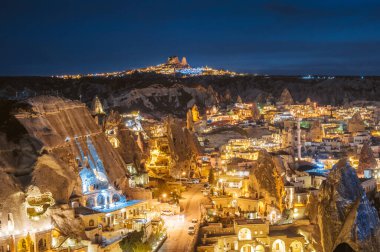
75;136;133;212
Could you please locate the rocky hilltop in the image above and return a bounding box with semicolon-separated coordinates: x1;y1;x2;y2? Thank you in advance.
318;159;380;252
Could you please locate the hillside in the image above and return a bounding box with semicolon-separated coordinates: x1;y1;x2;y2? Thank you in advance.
1;75;380;116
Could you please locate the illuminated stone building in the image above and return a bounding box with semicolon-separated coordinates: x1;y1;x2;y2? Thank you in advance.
197;219;307;252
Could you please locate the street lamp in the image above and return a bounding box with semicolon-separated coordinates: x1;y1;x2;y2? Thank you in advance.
162;193;167;202
180;170;186;185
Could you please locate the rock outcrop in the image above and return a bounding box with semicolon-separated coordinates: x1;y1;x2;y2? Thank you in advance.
348;112;366;133
112;84;218;117
249;150;285;212
279;88;294;105
318;159;380;252
3;75;380;108
0;96;130;232
166;117;202;177
236;95;243;103
251;102;261;120
104;110;146;171
357;142;377;177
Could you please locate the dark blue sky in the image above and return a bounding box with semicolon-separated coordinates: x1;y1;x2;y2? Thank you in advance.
1;0;380;76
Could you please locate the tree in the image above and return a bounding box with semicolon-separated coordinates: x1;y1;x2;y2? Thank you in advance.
120;230;150;252
153;180;170;198
132;242;150;252
208;168;215;184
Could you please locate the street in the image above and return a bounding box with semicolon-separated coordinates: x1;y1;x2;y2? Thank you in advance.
159;184;204;252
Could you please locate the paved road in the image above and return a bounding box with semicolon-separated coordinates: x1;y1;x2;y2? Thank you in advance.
159;184;204;252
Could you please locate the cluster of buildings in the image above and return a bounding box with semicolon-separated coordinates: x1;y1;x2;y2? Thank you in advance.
0;134;161;252
184;90;380;252
56;56;244;79
4;88;380;252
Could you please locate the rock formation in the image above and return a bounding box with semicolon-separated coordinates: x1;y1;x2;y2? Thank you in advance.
181;57;188;67
4;75;380;108
251;102;261;120
103;110;146;171
112;84;218;117
318;159;380;252
348;112;366;133
236;95;243;104
305;97;312;105
206;85;220;106
166;117;201;177
357;142;377;177
249;150;285;212
186;109;195;131
167;56;180;65
224;89;232;104
0;96;130;232
91;95;105;115
279;88;294;105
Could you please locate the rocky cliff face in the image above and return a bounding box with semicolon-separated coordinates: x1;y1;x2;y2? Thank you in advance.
0;96;130;232
318;159;380;252
104;111;146;171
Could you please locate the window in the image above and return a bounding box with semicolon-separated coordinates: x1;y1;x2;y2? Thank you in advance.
238;228;252;241
89;219;95;226
38;239;47;251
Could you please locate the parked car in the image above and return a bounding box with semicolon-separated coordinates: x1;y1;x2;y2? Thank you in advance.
188;225;195;234
192;178;200;184
191;218;198;223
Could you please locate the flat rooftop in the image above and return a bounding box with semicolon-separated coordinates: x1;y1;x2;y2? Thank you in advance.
235;219;266;225
76;200;143;215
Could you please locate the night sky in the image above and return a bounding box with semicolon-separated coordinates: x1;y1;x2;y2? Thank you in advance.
1;0;380;76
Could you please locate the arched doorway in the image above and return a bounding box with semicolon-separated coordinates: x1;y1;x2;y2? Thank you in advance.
290;240;303;252
112;194;120;203
97;194;105;206
240;244;254;252
29;241;34;252
272;239;286;252
333;243;355;252
17;239;26;252
255;245;265;252
238;228;252;241
86;197;95;208
38;239;46;252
